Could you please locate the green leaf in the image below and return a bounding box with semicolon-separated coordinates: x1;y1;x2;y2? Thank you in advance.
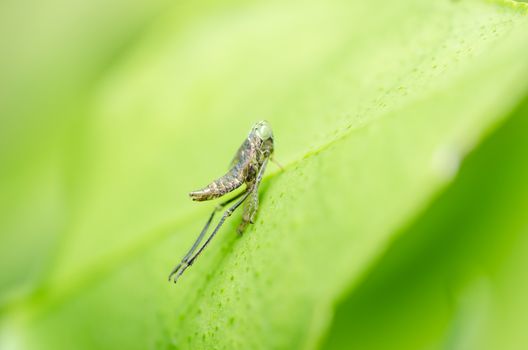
1;0;528;349
321;95;528;350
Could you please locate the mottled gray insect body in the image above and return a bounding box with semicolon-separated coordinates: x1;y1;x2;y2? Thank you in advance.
169;121;275;283
189;121;274;201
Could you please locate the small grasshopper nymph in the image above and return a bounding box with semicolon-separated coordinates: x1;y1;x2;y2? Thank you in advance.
168;121;276;283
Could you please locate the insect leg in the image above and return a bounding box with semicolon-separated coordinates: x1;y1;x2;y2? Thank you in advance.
170;189;253;283
256;158;269;183
238;158;269;234
168;190;247;282
237;191;256;234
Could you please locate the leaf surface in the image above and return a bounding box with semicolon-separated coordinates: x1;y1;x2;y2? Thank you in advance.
1;1;528;349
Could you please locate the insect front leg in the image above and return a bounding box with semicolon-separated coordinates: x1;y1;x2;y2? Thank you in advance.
237;189;259;234
237;158;269;234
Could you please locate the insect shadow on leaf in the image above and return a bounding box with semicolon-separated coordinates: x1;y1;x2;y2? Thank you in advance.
168;120;280;284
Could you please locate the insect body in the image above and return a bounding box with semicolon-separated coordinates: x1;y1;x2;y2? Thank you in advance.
168;121;275;283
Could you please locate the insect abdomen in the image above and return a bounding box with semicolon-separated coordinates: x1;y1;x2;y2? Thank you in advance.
189;169;244;201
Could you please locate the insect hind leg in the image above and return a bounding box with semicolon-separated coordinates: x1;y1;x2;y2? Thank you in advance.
168;190;247;283
169;189;251;283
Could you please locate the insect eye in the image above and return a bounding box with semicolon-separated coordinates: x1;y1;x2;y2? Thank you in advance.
255;122;273;140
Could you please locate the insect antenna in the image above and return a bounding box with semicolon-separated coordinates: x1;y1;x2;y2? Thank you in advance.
270;156;284;170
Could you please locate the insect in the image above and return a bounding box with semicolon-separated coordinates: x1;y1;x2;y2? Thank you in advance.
168;120;277;283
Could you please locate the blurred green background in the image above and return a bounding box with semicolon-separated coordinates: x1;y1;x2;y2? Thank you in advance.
1;0;528;349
